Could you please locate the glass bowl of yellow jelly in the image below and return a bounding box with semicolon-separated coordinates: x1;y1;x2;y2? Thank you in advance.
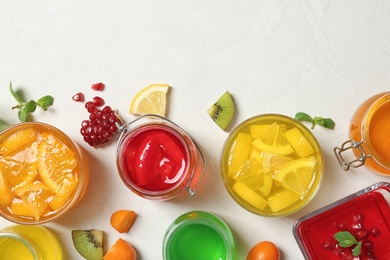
220;114;324;217
0;225;63;260
0;122;89;224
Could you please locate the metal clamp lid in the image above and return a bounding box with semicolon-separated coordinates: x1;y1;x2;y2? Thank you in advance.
334;140;369;171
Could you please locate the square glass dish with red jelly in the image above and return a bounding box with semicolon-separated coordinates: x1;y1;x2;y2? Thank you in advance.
293;182;390;260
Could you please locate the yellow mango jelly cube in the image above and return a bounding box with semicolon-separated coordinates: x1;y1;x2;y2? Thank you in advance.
228;133;252;178
0;167;14;206
232;181;267;211
284;127;314;158
267;189;300;212
0;128;37;156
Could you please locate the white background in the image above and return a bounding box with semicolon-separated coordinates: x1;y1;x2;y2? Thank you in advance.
1;1;390;259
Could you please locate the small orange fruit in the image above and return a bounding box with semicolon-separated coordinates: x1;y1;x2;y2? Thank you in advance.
104;238;136;260
110;209;137;233
246;241;280;260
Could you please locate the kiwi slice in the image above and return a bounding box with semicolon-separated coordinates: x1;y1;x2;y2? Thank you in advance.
207;91;235;130
72;229;104;260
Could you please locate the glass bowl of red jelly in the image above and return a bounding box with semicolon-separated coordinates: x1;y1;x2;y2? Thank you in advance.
293;182;390;259
116;115;206;200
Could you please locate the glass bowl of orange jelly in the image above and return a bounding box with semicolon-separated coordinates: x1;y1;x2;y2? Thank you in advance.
0;122;89;224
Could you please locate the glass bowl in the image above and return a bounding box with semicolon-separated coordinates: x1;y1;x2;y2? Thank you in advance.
0;122;89;224
220;114;323;217
162;210;235;260
293;182;390;259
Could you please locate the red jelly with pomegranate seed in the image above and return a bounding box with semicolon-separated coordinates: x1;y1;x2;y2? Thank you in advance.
293;182;390;259
116;117;205;200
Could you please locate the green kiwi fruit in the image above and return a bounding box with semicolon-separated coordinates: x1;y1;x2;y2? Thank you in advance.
207;91;235;130
71;229;104;260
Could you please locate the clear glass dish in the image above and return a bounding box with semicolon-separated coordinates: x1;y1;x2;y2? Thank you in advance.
293;182;390;259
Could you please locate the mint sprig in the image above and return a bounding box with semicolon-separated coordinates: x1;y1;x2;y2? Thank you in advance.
295;112;335;129
9;81;54;122
334;231;362;256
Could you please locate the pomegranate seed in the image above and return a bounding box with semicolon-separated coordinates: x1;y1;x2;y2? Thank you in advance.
369;227;381;237
92;96;105;107
322;236;336;251
351;223;362;231
353;214;365;224
72;92;85;102
362;240;373;250
80;105;121;146
340;250;353;260
355;229;369;240
335;221;349;231
91;82;105;91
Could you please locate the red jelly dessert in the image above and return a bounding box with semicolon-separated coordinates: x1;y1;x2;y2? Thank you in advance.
121;125;188;192
293;183;390;259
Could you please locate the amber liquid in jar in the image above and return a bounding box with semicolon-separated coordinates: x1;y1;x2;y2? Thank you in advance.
0;123;89;223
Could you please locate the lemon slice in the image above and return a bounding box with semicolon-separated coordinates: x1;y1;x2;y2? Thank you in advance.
232;181;268;210
284;127;315;158
273;157;317;196
261;151;292;173
228;133;252;178
129;84;170;116
251;123;294;155
267;189;300;212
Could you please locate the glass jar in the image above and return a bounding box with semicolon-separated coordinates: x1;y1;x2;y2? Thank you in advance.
162;211;235;260
334;92;390;175
0;122;89;224
0;225;63;260
116;115;205;200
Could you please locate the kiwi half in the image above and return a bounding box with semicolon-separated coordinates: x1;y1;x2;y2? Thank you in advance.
72;229;104;260
207;91;235;130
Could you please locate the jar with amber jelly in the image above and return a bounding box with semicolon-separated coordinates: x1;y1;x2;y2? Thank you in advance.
334;92;390;175
0;122;89;224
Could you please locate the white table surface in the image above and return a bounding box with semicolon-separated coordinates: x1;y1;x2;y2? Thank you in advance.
1;1;390;259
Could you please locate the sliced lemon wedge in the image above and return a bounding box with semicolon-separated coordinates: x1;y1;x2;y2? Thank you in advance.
251;122;294;155
273;157;317;196
233;181;268;210
129;84;170;116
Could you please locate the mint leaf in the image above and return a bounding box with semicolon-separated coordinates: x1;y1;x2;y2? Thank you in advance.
323;118;335;129
295;112;335;130
9;81;23;103
6;81;54;122
24;100;37;113
36;95;54;110
18;109;28;122
295;112;313;122
334;231;358;247
352;242;362;256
